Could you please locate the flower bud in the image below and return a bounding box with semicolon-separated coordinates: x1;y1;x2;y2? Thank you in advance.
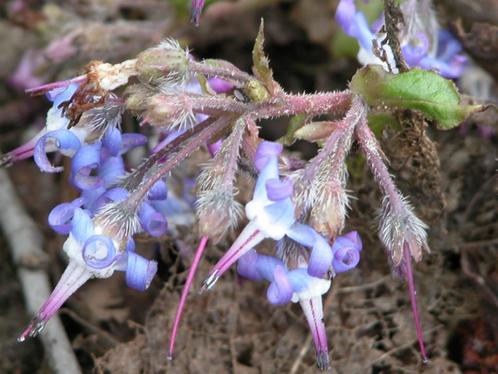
136;39;190;84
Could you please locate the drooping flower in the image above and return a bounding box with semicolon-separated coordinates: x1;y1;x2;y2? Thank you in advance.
237;231;362;370
201;141;336;291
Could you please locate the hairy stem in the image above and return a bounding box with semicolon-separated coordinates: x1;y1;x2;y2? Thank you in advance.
126;115;236;209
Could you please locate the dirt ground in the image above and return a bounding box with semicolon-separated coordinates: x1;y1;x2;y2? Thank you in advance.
0;1;497;373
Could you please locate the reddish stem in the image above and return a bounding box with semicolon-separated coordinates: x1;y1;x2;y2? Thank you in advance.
168;235;209;360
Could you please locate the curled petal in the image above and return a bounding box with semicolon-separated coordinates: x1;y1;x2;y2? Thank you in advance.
71;208;94;244
71;143;103;190
267;265;293;305
125;252;158;291
34;129;81;172
237;250;262;281
120;133;147;154
254;141;283;171
339;230;363;251
265;177;293;201
102;127;122;156
148;180;168;201
82;235;118;269
48;197;85;234
99;156;125;187
139;202;168;237
332;247;360;273
308;235;333;278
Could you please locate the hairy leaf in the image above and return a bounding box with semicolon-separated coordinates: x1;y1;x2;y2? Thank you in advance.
351;65;482;129
252;20;277;95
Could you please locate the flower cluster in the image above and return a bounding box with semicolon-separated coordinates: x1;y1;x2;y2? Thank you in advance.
17;83;167;341
335;0;466;78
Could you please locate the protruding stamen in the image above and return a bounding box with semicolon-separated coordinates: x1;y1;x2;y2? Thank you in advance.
168;235;209;360
403;244;428;363
200;269;220;293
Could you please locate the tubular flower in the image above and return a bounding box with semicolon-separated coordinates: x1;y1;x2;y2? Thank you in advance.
201;141;336;291
237;231;362;370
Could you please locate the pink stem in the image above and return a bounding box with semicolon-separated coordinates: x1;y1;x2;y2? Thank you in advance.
168;235;209;360
403;245;428;363
355;119;405;212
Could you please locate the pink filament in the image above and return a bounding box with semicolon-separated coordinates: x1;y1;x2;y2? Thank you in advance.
403;245;428;363
168;235;209;360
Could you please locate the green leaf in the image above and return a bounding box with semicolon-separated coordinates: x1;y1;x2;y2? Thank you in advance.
278;115;306;146
252;19;277;95
351;65;482;129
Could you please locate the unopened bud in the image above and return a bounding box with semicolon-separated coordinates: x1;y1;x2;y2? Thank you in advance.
136;39;190;84
196;191;242;243
146;93;195;129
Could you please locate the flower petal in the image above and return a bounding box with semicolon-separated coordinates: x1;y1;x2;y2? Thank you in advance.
99;156;125;187
71;143;103;190
71;208;94;244
267;265;293;305
102;127;122;156
265;177;293;201
48;197;85;235
237;249;262;281
308;235;333;278
125;252;157;291
120;133;147;154
34;129;81;172
148;180;168;201
332;246;360;273
139;202;168;237
82;235;118;269
254;141;283;171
